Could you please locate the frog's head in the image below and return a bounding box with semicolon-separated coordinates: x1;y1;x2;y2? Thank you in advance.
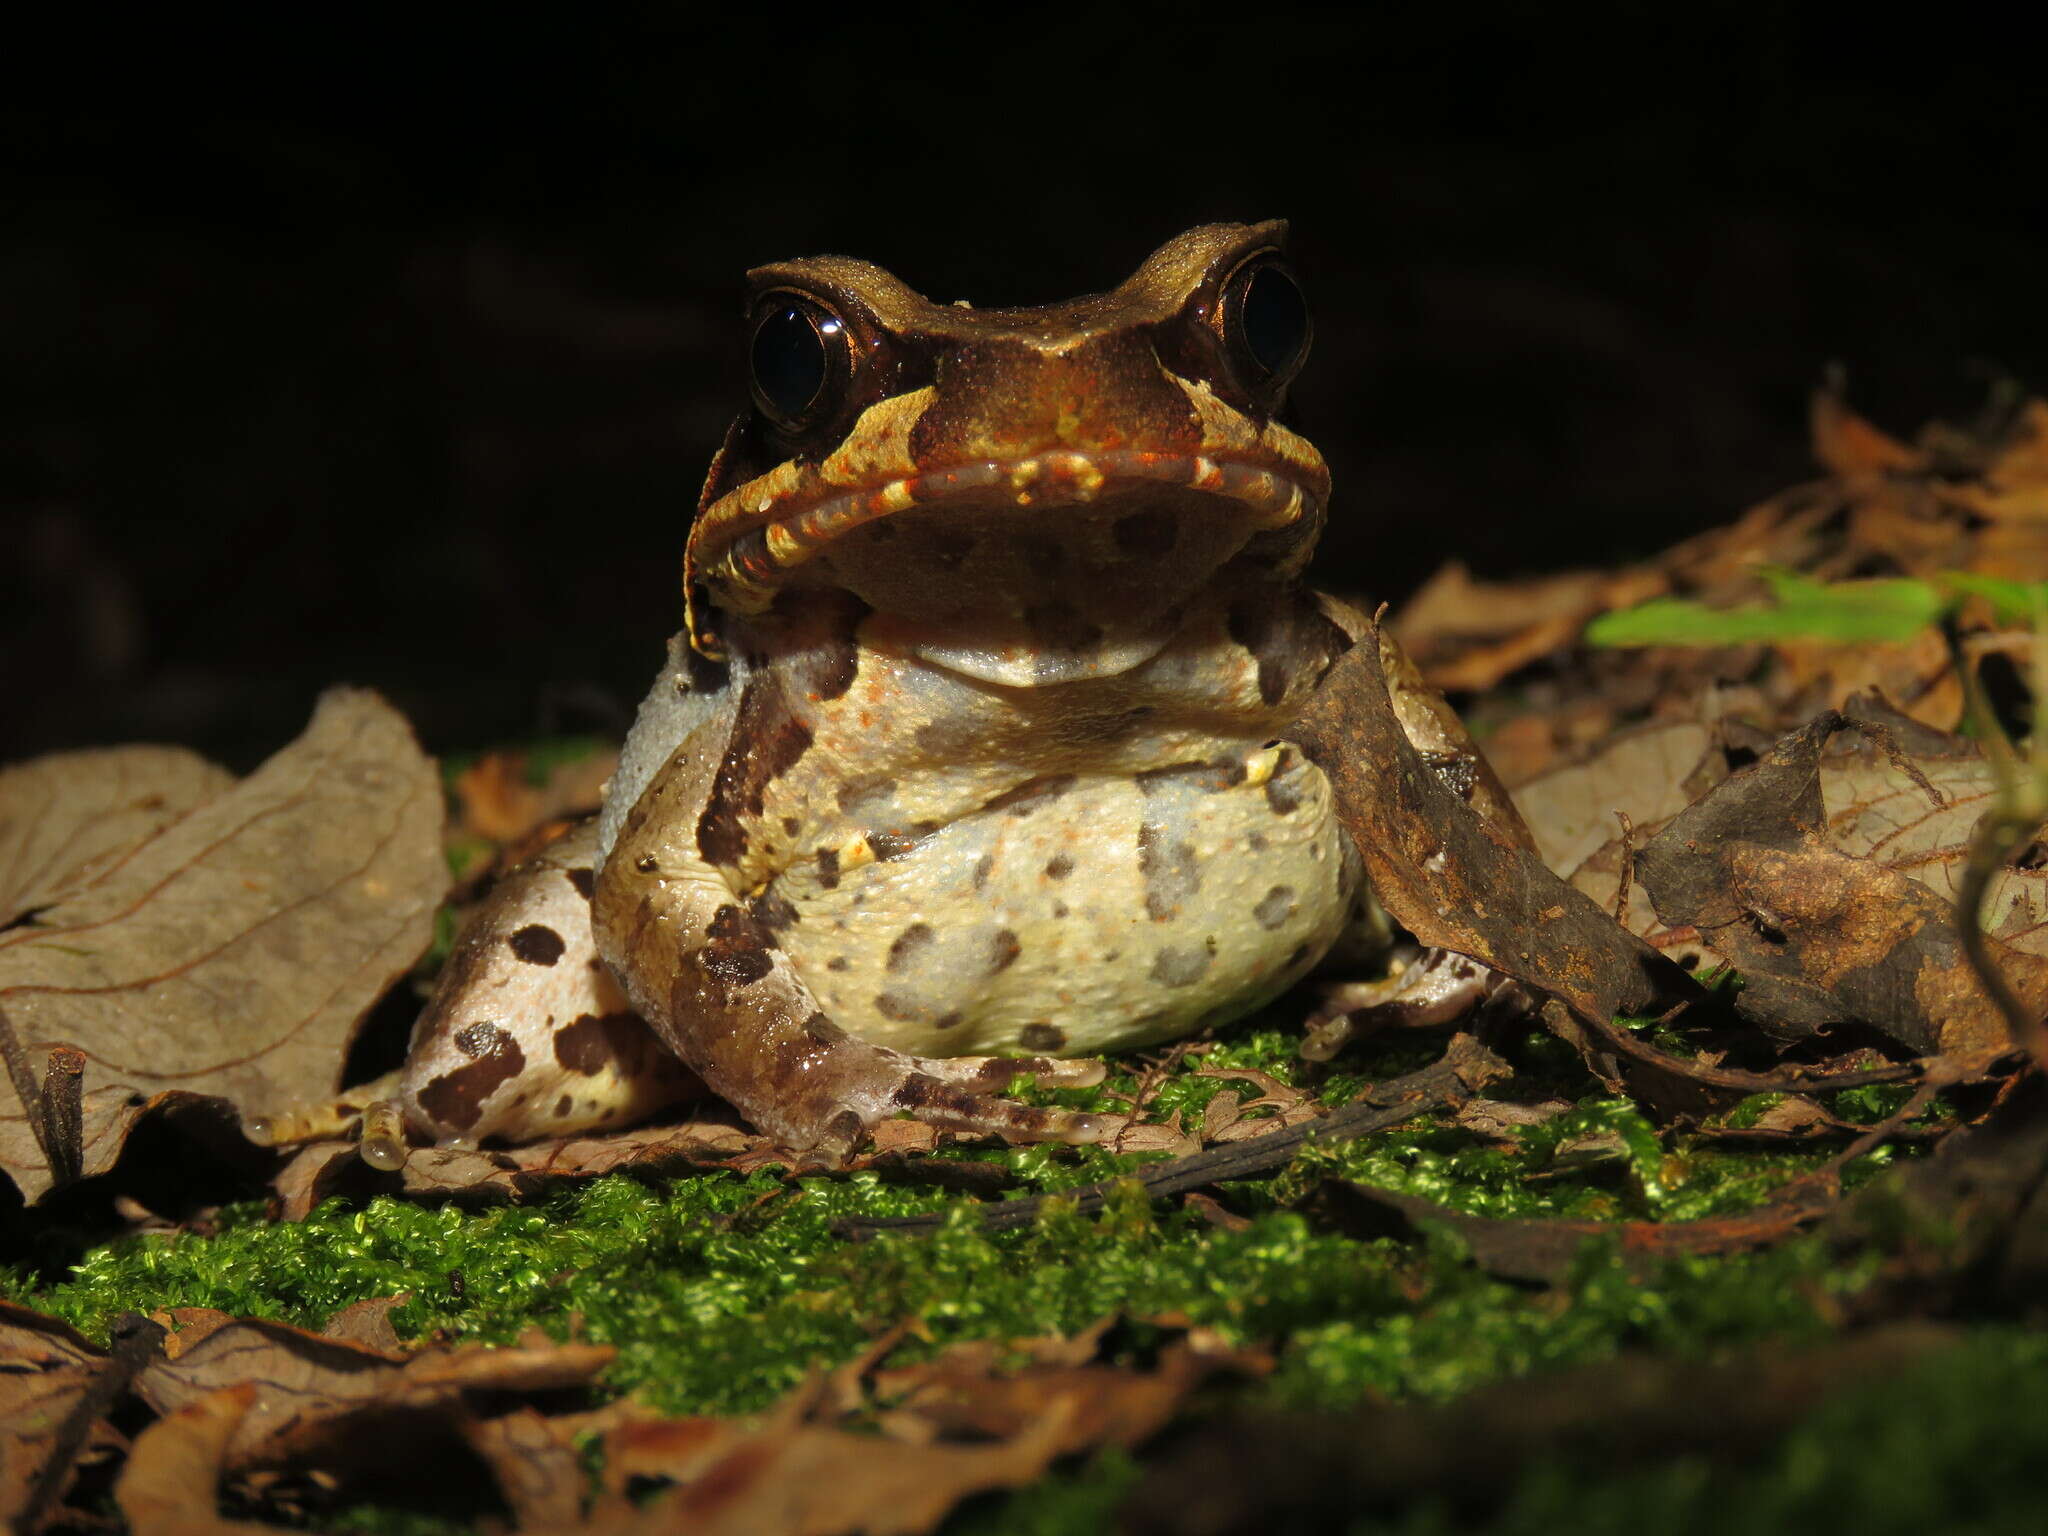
685;222;1329;678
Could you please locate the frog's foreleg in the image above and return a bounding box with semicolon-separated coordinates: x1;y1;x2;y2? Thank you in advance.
593;730;1112;1165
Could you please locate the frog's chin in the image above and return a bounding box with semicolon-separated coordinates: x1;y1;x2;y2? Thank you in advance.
903;621;1178;688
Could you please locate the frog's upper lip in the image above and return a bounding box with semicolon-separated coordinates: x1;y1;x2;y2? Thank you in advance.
688;446;1326;615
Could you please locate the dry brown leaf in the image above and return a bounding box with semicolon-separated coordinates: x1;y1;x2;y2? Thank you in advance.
452;743;620;844
318;1295;410;1354
591;1405;1073;1536
870;1336;1253;1450
1811;388;1926;478
1638;709;2045;1063
0;746;235;927
1511;721;1723;877
115;1383;280;1536
1;1300;118;1529
578;1320;1254;1536
136;1314;613;1469
1292;634;1683;1046
0;689;448;1203
462;1406;589;1527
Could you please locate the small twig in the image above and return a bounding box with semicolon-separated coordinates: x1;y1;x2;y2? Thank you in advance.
833;1031;1508;1239
15;1312;166;1536
1575;1008;1922;1096
39;1047;86;1190
1611;809;1636;924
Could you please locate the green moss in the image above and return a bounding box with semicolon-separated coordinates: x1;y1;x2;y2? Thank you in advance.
1;1020;2032;1533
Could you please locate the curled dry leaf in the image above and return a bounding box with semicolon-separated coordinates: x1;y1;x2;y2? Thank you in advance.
1;1300;122;1528
1290;630;1688;1045
135;1315;612;1470
1638;708;2047;1064
0;689;448;1203
574;1320;1254;1536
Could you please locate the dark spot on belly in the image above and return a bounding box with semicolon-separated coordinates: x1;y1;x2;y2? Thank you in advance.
987;929;1022;973
1138;823;1202;921
1044;852;1073;879
1020;1023;1067;1051
803;1011;845;1044
1265;773;1305;817
635;854;659;873
984;774;1078;817
1253;885;1297;930
887;923;937;972
972;852;995;890
1246;831;1267;853
416;1023;526;1133
564;867;596;901
554;1094;574;1118
1053;901;1070;919
1113;507;1178;557
1149;946;1212;987
554;1011;652;1075
783;815;801;836
827;955;850;972
816;847;841;889
508;924;566;966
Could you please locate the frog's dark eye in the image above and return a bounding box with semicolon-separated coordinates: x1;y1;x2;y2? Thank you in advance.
1219;255;1311;389
749;294;849;431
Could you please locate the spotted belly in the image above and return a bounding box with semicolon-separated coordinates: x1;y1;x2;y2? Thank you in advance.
770;745;1358;1057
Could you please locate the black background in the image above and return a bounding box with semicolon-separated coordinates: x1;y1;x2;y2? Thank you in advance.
6;5;2044;768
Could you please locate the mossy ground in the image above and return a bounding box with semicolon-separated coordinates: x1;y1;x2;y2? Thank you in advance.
6;1021;2040;1533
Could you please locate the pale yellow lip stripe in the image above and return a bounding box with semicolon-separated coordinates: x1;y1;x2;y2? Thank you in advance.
702;447;1319;610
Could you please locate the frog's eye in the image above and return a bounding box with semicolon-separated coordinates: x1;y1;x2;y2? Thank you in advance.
749;293;850;431
1219;255;1311;389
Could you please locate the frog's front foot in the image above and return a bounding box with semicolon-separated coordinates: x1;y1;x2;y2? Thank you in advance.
781;1047;1115;1169
242;1073;413;1170
1299;945;1501;1061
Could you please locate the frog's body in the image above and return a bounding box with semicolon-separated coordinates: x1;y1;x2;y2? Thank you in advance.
380;222;1518;1162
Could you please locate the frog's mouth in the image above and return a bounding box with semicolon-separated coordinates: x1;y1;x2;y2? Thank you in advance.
686;447;1327;664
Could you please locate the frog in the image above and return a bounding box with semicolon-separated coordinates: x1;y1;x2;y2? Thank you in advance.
275;221;1522;1170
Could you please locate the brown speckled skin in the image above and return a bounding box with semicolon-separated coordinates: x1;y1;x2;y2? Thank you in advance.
408;223;1519;1158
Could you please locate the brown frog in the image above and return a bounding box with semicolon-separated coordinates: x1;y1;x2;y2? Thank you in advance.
340;222;1517;1166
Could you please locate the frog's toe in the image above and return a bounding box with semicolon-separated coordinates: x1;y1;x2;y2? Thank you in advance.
1298;946;1498;1061
889;1071;1114;1145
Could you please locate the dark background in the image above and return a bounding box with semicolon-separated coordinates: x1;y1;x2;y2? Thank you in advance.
6;5;2044;768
